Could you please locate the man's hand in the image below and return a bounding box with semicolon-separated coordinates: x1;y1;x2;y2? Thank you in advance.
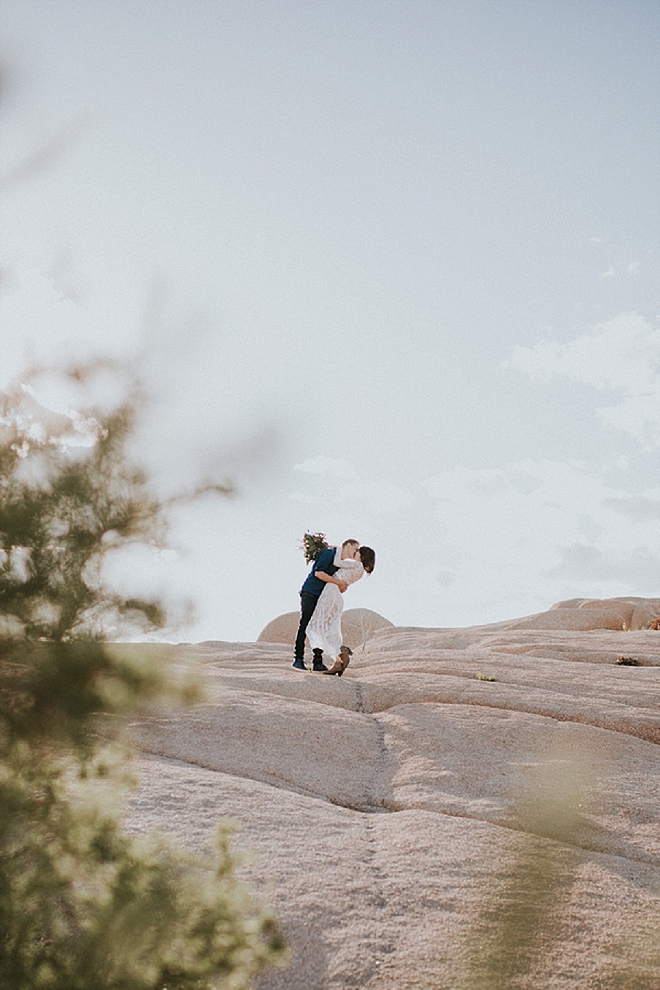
316;572;348;593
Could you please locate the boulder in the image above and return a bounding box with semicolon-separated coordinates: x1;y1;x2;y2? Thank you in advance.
341;607;395;648
256;611;299;645
577;599;635;626
257;607;393;649
547;596;660;630
511;607;625;631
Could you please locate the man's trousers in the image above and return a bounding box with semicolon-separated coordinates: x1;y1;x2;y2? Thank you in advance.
294;591;320;661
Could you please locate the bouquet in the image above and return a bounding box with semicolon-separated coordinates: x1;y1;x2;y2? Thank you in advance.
301;531;330;564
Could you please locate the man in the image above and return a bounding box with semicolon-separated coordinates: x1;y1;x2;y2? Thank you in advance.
293;539;359;671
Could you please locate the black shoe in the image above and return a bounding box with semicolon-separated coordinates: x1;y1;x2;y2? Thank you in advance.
292;659;309;671
312;648;327;672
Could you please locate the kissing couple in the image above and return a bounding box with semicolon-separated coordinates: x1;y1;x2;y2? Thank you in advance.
293;538;376;675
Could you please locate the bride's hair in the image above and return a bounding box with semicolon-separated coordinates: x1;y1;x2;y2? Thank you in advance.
358;546;375;573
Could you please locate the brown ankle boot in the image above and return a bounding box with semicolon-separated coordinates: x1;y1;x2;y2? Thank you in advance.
323;646;353;677
338;645;352;675
323;657;344;675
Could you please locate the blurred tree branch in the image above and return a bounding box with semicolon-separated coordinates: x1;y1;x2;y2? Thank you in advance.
0;359;286;988
0;110;92;191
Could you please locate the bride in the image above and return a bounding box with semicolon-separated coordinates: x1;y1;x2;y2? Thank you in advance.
307;544;375;676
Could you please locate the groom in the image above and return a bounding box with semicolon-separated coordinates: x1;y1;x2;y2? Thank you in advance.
292;539;360;671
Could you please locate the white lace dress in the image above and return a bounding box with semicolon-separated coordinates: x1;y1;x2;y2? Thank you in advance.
306;548;365;659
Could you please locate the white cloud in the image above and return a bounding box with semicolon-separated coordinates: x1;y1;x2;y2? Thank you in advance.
547;544;660;586
0;265;139;389
335;480;414;515
419;459;660;624
294;456;354;477
289;473;414;516
603;494;660;521
600;268;616;278
507;313;660;447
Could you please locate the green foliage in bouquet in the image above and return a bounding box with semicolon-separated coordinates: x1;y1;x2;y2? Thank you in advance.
300;532;330;564
0;361;286;989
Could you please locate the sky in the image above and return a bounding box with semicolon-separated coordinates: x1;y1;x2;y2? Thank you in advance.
1;0;659;641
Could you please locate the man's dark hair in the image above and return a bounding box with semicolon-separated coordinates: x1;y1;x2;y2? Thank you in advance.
359;546;375;573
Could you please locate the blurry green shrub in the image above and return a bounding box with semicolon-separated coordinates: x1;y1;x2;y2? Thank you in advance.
0;361;286;988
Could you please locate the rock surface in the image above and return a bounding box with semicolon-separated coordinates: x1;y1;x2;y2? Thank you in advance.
122;598;660;989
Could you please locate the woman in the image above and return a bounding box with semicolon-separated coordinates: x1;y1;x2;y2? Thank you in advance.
306;545;376;676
